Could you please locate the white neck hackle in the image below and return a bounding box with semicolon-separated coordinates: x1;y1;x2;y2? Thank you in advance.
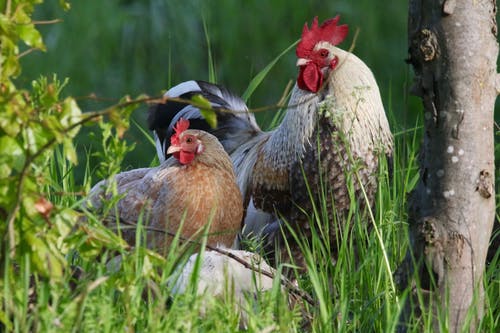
262;46;392;170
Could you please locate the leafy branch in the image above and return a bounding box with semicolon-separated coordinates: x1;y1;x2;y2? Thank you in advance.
5;94;154;258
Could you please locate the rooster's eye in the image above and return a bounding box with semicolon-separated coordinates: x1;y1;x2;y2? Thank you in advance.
319;49;329;58
186;137;193;143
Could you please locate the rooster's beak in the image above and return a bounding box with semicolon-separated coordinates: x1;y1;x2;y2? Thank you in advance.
166;145;181;155
296;58;310;66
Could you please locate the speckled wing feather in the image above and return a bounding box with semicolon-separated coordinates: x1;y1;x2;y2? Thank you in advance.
87;159;177;246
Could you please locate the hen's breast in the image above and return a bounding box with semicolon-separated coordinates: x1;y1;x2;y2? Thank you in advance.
149;163;242;251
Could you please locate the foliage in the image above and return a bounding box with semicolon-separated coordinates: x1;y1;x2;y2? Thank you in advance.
1;0;79;280
0;1;144;329
1;1;498;332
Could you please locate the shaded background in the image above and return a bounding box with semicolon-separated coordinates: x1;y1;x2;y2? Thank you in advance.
20;1;428;181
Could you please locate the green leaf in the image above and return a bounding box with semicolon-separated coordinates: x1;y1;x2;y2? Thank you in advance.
49;208;80;254
25;230;64;280
0;309;12;331
191;94;217;128
108;95;142;138
63;139;77;164
0;136;25;176
17;23;45;50
108;106;128;139
59;0;71;11
242;40;298;102
61;97;82;139
70;220;129;260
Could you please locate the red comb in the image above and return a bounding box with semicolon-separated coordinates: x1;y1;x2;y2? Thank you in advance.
170;118;190;145
296;16;349;58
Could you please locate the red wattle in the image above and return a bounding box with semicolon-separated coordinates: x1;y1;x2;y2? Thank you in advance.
297;63;323;93
178;151;195;165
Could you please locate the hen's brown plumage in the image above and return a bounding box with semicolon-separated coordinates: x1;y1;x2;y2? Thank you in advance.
88;128;243;252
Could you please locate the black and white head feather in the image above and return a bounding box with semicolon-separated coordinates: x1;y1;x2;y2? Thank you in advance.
148;80;261;162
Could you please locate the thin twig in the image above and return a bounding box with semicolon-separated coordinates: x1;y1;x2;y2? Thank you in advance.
32;19;63;25
102;217;317;307
17;48;39;59
5;0;11;17
51;191;87;196
74;94;128;103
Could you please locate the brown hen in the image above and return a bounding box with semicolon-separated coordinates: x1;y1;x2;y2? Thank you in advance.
88;119;243;253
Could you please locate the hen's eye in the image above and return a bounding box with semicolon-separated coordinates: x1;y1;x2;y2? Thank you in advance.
186;137;193;143
319;49;329;58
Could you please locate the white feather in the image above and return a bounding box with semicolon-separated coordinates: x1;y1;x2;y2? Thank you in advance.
169;248;277;326
164;80;201;98
170;248;275;297
153;132;166;163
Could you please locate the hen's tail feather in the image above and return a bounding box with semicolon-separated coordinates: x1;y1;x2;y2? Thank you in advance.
148;80;261;162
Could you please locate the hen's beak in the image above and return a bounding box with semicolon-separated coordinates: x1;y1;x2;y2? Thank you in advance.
296;58;310;66
166;145;181;155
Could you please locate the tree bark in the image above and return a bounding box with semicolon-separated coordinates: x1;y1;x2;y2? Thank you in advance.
400;0;498;331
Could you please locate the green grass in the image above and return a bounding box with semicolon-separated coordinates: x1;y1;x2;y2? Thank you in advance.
2;117;498;332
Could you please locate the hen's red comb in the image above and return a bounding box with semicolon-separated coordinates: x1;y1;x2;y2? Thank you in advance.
296;16;348;58
170;118;190;145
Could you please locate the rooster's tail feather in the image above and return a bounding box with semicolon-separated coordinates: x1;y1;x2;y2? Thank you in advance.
148;80;261;162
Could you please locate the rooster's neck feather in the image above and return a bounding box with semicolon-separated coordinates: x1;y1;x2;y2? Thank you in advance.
260;46;392;176
262;87;320;170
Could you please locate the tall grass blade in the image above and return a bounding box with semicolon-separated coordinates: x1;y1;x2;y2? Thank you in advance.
202;14;217;83
242;40;298;102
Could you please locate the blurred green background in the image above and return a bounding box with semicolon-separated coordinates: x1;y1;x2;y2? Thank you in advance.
20;0;416;182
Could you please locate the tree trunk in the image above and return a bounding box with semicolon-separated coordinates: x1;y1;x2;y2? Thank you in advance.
400;0;498;331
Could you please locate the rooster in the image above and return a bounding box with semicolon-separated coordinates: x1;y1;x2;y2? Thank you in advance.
148;16;393;266
88;119;243;252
